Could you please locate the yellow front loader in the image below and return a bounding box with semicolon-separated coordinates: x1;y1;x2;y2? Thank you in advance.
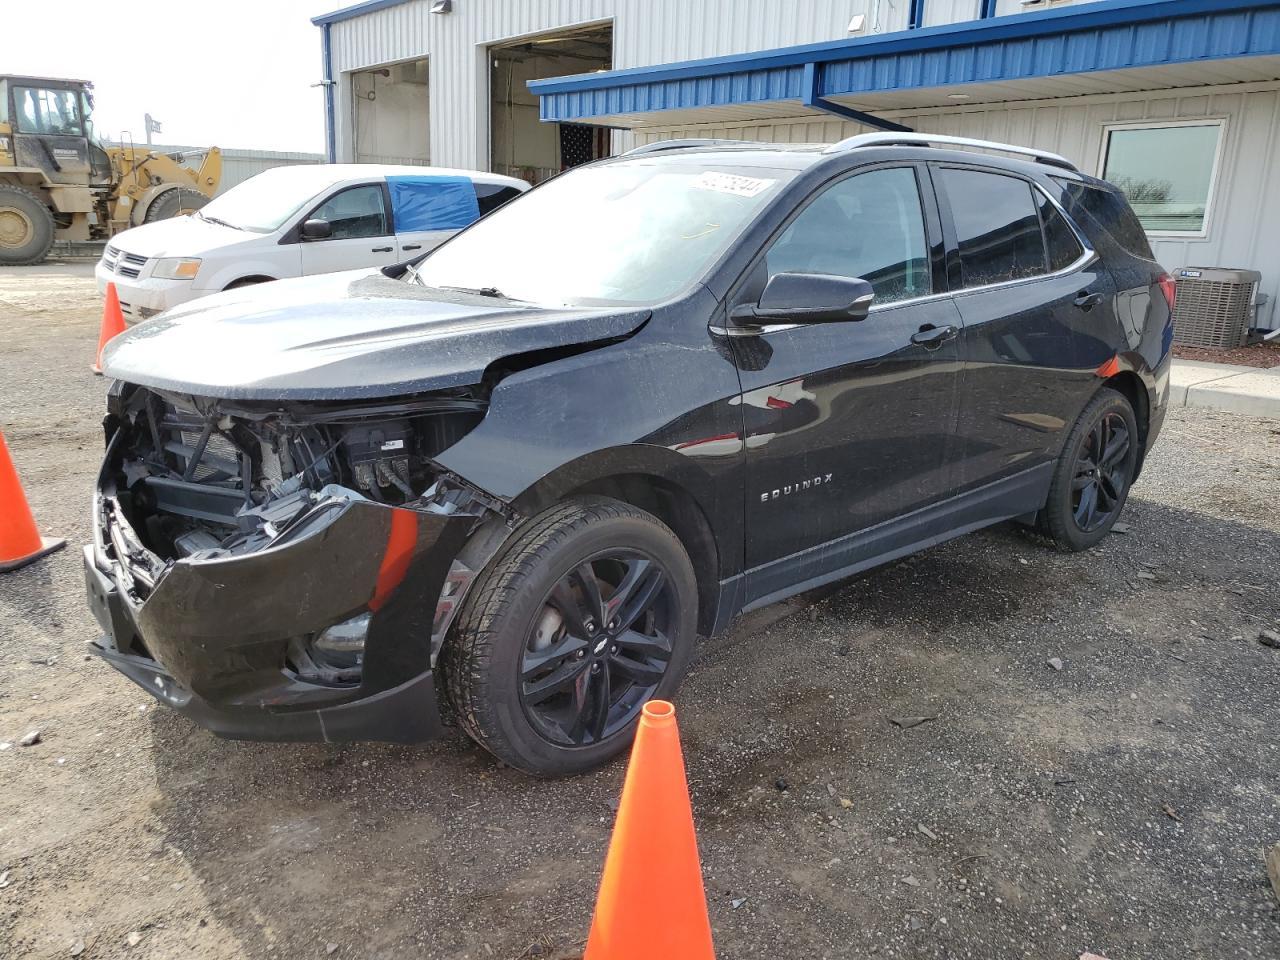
0;75;221;265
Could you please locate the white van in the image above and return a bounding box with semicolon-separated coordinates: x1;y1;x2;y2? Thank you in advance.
94;164;529;322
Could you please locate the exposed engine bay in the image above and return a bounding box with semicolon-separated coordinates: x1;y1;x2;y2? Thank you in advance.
102;384;500;571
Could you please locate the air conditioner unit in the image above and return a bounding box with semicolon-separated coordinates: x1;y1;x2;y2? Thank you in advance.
1171;266;1261;349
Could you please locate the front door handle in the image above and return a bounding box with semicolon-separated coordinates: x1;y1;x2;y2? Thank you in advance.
372;246;393;253
401;244;422;251
1073;290;1104;310
910;323;959;347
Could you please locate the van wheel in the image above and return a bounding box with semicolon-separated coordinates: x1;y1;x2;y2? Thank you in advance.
1038;388;1139;552
443;497;698;776
0;183;56;265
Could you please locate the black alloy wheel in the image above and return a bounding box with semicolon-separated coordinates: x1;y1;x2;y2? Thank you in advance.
1037;387;1139;552
521;551;674;746
443;497;698;776
1071;411;1131;533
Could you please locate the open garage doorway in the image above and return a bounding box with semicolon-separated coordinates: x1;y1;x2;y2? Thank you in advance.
489;23;612;184
352;58;430;165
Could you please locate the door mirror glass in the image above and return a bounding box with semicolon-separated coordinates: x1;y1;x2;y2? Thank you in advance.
300;218;332;241
746;272;874;324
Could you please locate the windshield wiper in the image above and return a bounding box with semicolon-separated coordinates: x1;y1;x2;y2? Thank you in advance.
441;284;510;299
199;212;239;230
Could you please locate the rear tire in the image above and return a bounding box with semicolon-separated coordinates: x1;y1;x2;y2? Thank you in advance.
443;497;698;777
0;183;56;265
1038;387;1139;552
142;188;209;224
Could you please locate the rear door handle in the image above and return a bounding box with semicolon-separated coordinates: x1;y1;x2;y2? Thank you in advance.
401;244;422;251
372;246;393;253
910;323;959;347
1073;290;1103;310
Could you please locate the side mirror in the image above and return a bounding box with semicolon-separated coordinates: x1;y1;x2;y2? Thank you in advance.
300;218;332;241
737;272;874;325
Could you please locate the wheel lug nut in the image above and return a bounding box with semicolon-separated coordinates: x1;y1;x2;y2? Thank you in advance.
611;644;618;654
576;649;586;659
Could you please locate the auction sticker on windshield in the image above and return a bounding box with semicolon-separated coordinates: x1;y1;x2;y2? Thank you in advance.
692;171;776;198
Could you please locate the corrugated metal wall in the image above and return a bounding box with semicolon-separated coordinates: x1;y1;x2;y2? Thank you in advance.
219;149;324;192
128;144;324;194
636;80;1280;329
327;0;926;170
324;1;1126;171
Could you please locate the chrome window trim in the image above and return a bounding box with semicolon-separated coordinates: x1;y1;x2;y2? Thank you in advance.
713;168;1097;338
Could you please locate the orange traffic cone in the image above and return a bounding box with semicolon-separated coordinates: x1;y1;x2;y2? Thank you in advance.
585;701;716;960
0;431;65;573
92;282;126;375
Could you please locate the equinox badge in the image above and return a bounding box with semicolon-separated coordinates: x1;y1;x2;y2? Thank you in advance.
761;474;833;502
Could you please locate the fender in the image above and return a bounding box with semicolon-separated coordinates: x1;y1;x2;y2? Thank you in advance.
434;289;747;582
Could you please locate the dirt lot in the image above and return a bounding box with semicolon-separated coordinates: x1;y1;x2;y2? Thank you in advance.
2;263;1279;960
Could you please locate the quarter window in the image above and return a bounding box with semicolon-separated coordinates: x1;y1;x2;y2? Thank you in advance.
766;167;931;305
310;184;388;240
1101;121;1222;234
1054;180;1155;261
941;169;1047;289
474;183;524;216
1037;192;1085;273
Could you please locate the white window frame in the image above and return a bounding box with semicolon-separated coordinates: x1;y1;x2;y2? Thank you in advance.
1097;118;1227;240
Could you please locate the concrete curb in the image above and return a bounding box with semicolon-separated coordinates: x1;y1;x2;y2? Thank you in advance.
1170;359;1280;418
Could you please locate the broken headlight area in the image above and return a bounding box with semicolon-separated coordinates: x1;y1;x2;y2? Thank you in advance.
103;385;490;566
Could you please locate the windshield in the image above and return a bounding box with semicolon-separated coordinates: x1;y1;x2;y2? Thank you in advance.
413;161;795;305
198;168;338;233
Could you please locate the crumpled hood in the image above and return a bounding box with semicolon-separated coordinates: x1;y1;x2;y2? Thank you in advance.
105;215;257;258
100;272;650;400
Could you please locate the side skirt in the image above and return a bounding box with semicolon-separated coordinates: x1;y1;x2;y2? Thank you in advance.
716;463;1053;623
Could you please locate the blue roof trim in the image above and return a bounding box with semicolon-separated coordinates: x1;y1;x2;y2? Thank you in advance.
312;0;410;27
531;0;1280;123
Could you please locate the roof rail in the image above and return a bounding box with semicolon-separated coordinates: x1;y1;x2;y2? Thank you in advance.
621;138;806;157
823;132;1077;171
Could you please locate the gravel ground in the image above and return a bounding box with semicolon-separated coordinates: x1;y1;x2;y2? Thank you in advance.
1;263;1278;960
1174;340;1280;369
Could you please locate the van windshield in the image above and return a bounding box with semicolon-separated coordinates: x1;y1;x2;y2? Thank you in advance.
412;160;794;306
198;169;341;233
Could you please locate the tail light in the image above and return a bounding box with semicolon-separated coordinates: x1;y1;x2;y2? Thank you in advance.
1157;272;1177;312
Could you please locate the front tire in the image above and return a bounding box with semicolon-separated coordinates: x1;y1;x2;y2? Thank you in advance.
1038;387;1139;551
443;497;698;776
142;187;209;224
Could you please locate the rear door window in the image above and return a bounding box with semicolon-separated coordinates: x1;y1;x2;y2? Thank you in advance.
940;168;1047;288
387;176;482;232
766;166;931;305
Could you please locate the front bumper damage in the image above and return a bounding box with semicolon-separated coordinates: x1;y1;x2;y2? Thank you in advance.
84;402;510;744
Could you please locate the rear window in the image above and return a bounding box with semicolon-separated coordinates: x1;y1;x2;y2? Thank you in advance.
1053;179;1155;261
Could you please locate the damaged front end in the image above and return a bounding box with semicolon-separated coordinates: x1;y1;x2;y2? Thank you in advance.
84;380;512;743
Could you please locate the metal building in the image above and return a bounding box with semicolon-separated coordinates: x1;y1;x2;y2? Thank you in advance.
314;0;1280;328
118;144;324;194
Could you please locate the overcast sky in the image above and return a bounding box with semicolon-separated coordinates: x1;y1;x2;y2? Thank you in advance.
10;0;339;153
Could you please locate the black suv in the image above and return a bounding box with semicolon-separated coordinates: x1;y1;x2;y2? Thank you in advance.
86;134;1173;776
